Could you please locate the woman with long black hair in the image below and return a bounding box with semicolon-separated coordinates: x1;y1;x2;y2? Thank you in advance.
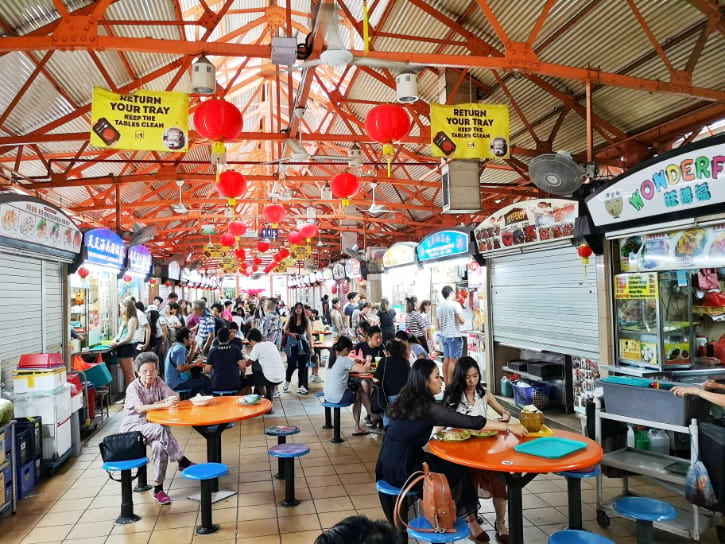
283;302;313;394
375;359;526;542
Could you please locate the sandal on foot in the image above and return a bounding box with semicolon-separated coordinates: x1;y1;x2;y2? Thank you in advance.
495;521;509;543
351;430;369;436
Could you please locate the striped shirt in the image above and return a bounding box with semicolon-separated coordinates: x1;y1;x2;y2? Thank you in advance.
405;311;427;337
197;310;215;342
437;300;463;338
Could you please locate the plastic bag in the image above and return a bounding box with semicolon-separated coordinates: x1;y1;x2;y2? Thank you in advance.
686;460;718;508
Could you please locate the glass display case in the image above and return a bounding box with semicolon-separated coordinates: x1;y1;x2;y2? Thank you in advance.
614;271;694;371
70;270;116;349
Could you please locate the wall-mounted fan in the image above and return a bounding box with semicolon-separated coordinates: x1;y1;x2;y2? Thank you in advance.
127;222;157;245
170;179;188;213
367;182;391;214
528;151;585;196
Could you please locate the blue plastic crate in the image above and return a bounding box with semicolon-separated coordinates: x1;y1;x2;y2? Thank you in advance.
512;381;551;409
16;461;36;500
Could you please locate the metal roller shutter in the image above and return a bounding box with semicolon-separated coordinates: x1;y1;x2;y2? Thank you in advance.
0;252;65;384
490;244;600;359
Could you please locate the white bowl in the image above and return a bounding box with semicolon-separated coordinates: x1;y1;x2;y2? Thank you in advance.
190;395;213;406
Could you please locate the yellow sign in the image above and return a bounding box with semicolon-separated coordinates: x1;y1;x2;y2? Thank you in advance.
90;87;189;152
430;103;509;159
614;273;658;299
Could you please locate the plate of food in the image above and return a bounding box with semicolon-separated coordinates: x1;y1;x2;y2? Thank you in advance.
469;429;498;438
1;208;17;230
434;428;471;442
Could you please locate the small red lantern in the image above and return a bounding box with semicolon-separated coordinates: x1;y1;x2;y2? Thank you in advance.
228;221;247;237
288;231;302;246
262;204;286;227
234;248;246;260
256;241;270;253
77;266;89;279
365;103;411;176
251;265;258;273
278;248;290;259
123;274;132;283
149;278;157;285
216;170;247;205
577;242;593;276
273;252;283;262
253;257;262;266
299;223;318;241
193;98;243;142
331;284;337;295
220;233;235;247
330;173;360;207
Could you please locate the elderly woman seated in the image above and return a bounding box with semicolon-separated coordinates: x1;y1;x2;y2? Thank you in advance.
120;351;195;505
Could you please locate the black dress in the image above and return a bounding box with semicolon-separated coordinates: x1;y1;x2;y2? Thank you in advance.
378;309;396;342
375;404;485;519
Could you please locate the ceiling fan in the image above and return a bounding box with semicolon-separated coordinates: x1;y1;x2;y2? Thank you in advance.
528;151;585;196
294;2;423;73
367;182;391;214
170;179;189;214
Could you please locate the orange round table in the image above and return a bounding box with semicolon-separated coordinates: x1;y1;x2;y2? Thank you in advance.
429;429;603;544
148;396;271;501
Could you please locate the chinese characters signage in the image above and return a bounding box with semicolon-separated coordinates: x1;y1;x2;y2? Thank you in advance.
417;230;470;262
474;199;578;254
614;273;658;300
0;195;82;253
127;245;152;276
90;87;189;152
586;135;725;227
618;223;725;272
167;260;180;280
84;228;126;269
430;103;510;159
382;242;418;269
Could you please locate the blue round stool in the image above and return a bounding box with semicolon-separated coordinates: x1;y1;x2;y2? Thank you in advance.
549;529;614;544
376;479;421;528
406;517;470;543
182;462;229;535
322;400;352;443
556;466;600;530
102;457;148;524
265;425;300;479
613;496;676;544
269;443;310;506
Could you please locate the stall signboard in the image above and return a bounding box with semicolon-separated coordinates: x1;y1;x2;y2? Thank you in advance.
618;222;725;272
84;228;126;269
345;258;361;278
417;229;470;263
332;262;346;280
614;272;658;300
90;87;189;152
586;135;725;228
0;195;82;254
467;260;486;288
127;244;152;276
382;242;418;269
474;199;578;254
430;103;510;159
167;260;181;280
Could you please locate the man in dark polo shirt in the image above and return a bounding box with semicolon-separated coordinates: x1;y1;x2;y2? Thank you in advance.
203;327;245;393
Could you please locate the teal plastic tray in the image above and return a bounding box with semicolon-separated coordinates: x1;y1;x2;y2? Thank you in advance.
514;437;587;459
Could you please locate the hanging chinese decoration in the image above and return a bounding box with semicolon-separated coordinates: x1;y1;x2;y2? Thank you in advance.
193;98;243;177
234;248;246;261
262;204;286;228
365;103;411;176
288;231;302;253
149;278;157;285
165;280;172;287
220;233;236;247
228;221;247;237
123;274;132;283
299;223;319;253
330;172;360;207
253;257;262;266
77;267;89;279
577;242;593;276
256;240;270;253
216;170;247;206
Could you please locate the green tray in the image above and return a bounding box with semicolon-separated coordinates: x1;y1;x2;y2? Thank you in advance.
514;437;587;459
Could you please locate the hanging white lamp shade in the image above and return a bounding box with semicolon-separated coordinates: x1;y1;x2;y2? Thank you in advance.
191;56;216;95
396;72;418;103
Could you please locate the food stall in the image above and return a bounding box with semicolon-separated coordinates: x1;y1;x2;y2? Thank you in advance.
474;199;599;413
585;134;725;381
71;228;126;351
0;195;82;368
381;242;430;317
119;244;152;303
159;260;181;300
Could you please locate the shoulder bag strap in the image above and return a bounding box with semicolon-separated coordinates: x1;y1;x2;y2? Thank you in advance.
393;471;424;530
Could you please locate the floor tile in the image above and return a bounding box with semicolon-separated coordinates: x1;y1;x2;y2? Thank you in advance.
277;514;322;533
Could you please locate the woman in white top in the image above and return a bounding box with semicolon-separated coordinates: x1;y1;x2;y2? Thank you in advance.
323;336;371;436
444;356;526;542
111;296;141;389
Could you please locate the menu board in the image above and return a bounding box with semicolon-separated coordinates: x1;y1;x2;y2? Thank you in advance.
382;242;417;268
618;222;725;272
84;228;126;269
0;197;82;253
614;273;658;300
127;245;152;275
474;199;578;254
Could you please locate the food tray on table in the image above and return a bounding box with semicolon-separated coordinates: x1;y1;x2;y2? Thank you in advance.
514;436;587;459
433;429;471;441
525;424;554;437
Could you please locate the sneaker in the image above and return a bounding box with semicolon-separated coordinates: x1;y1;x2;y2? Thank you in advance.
282;381;290;392
273;390;281;399
153;490;172;505
297;386;308;394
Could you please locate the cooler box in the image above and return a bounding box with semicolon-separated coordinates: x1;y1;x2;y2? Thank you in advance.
13;367;67;393
18;353;65;369
42;418;72;460
13;384;73;426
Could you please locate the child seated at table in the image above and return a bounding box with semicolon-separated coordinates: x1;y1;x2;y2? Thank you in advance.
204;327;245;393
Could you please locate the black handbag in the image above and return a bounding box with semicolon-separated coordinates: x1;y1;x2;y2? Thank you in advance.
370;358;388;414
99;431;146;462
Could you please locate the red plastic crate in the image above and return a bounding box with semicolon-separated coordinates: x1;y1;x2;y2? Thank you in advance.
18;353;65;369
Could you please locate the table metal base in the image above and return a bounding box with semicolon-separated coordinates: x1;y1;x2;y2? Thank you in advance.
502;472;538;544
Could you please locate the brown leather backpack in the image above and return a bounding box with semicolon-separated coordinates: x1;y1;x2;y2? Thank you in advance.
393;462;457;533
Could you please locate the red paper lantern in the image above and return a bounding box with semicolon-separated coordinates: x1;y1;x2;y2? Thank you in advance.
149;278;157;285
256;241;270;253
331;284;337;295
288;231;302;245
77;267;89;279
234;248;246;260
165;280;172;287
193;98;243;142
299;223;318;241
123;274;132;283
216;170;247;205
228;221;247;237
577;243;593;265
262;204;286;227
273;252;283;262
253;257;262;266
251;265;258;272
330;173;360;206
220;233;235;247
278;248;290;259
365;103;411;175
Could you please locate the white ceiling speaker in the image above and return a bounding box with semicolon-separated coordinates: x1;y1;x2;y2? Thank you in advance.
191;56;216;95
529;150;585;196
396;72;419;103
348;143;363;166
